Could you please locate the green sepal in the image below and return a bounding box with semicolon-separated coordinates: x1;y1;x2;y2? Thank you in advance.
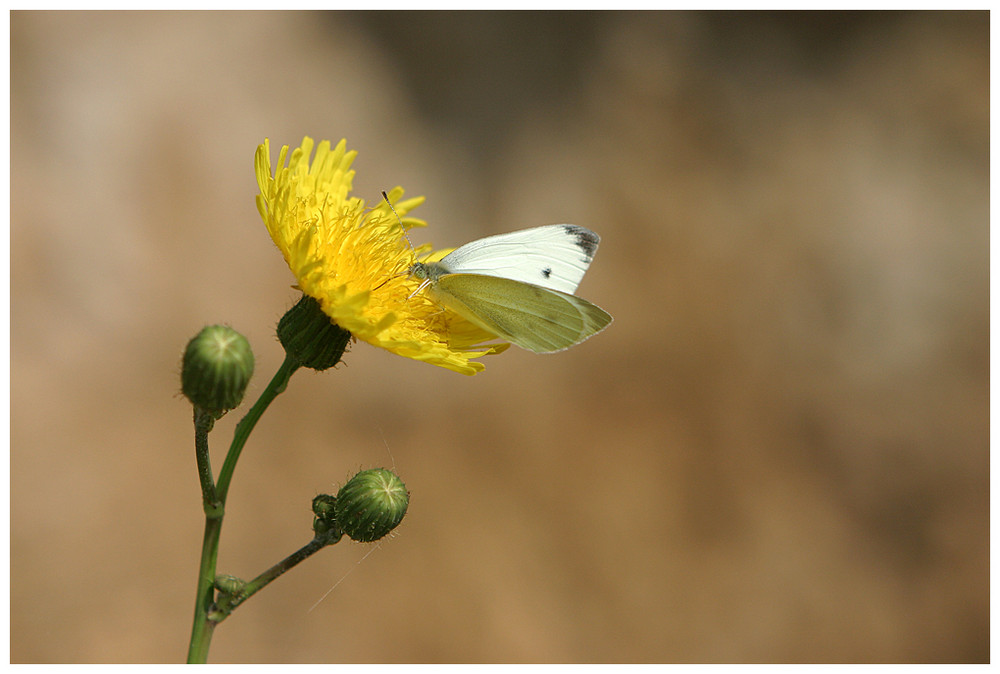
277;295;352;371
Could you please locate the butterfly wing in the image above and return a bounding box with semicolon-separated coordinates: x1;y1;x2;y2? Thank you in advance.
436;225;600;294
429;273;612;353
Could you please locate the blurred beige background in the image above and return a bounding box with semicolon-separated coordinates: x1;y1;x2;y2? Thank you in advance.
11;11;987;663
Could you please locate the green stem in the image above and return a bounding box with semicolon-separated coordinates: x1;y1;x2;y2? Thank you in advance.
223;534;338;617
186;353;301;663
217;354;300;502
193;408;222;516
186;516;223;663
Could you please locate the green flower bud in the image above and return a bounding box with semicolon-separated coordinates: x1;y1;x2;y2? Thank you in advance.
335;469;409;542
213;574;247;616
277;294;352;371
181;325;254;416
312;493;342;542
312;493;337;518
214;574;246;596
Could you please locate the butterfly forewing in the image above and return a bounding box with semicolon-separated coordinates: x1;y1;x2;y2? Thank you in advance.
436;225;600;295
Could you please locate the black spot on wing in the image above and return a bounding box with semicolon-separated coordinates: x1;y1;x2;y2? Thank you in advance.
541;267;552;279
562;225;600;261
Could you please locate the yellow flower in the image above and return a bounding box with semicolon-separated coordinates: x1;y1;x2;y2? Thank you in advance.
255;137;507;375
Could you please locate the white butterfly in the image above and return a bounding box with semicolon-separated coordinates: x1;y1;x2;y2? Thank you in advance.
410;224;612;353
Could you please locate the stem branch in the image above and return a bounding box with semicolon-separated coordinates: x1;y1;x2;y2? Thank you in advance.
193;407;222;516
217;354;300;502
224;534;337;616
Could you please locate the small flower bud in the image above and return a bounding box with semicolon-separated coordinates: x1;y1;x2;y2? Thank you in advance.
181;325;254;416
277;294;352;371
213;574;247;616
214;574;246;596
335;469;409;542
312;493;337;518
312;493;342;542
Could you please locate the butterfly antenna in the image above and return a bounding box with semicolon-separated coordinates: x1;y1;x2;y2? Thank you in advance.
371;191;416;291
382;190;417;253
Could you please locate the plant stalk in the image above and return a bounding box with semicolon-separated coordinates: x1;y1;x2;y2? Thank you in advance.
186;354;300;663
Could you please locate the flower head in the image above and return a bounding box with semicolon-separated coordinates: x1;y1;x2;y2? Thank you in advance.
255;137;506;375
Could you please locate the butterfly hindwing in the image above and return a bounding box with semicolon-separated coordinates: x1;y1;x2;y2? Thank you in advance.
429;273;612;353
